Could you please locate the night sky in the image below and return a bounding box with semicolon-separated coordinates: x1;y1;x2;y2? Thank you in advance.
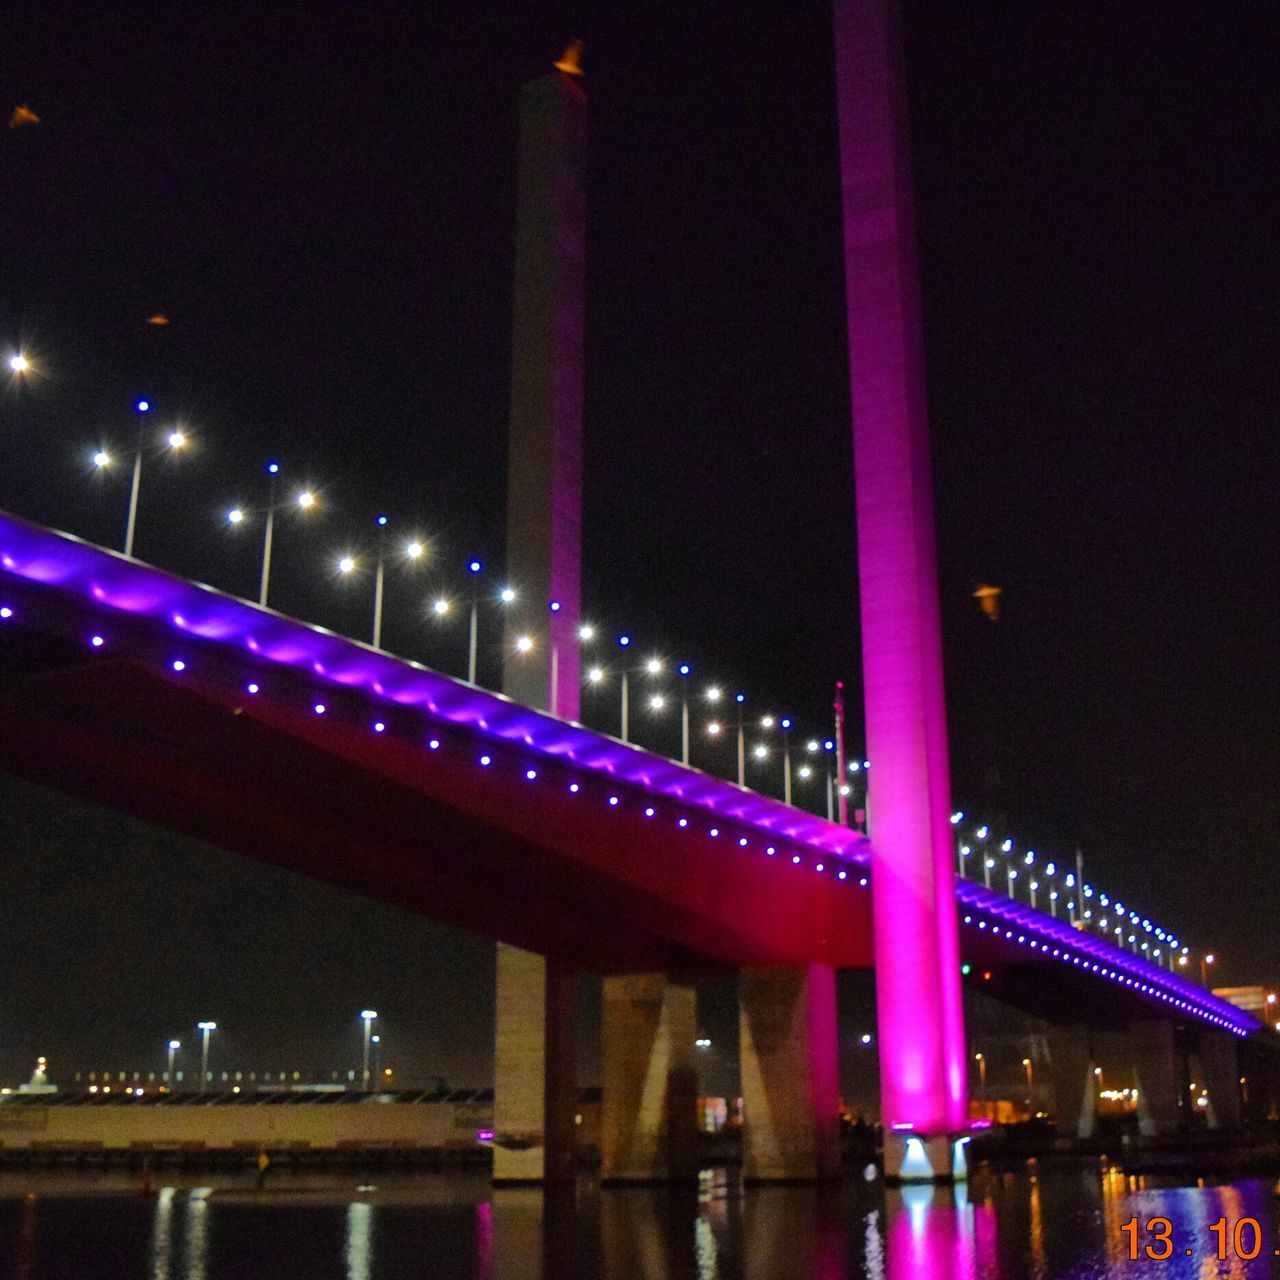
1;2;1277;1084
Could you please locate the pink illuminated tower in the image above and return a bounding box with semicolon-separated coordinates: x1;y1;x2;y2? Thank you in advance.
833;0;970;1179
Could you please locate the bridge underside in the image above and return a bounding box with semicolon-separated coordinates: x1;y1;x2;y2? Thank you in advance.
0;623;873;978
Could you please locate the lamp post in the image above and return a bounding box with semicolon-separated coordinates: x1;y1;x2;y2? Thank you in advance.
465;560;483;682
678;664;692;765
166;1040;180;1089
124;397;150;558
95;400;189;559
734;694;746;786
371;1034;382;1080
196;1022;216;1095
1201;953;1216;988
1023;1056;1034;1108
617;635;633;741
975;1051;987;1113
360;1010;377;1092
227;463;318;609
337;518;426;649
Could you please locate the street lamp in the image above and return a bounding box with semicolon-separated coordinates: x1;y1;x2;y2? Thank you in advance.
166;1040;180;1088
336;517;427;648
7;352;30;375
734;694;746;786
677;664;692;766
196;1022;216;1095
95;399;190;559
226;462;319;608
617;635;632;740
975;1051;987;1111
360;1010;378;1092
1201;953;1216;987
1022;1056;1034;1107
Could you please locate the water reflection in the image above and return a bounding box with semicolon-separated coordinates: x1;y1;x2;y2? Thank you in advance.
346;1201;372;1280
4;1164;1280;1278
183;1190;209;1280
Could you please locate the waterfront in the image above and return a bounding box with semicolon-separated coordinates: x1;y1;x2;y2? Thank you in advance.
3;1164;1280;1279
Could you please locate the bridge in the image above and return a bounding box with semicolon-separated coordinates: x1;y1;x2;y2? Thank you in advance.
1;0;1268;1188
0;508;1261;1176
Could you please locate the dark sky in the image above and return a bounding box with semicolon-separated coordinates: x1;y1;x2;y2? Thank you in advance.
1;2;1277;1081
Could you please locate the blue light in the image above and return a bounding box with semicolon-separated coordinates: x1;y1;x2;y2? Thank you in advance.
0;607;11;620
678;664;691;676
735;693;745;704
266;461;280;475
780;717;791;729
617;635;631;647
246;682;259;695
823;739;834;751
376;514;388;527
135;399;150;413
548;600;561;613
468;560;482;574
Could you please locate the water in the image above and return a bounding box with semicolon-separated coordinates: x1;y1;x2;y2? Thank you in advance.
3;1164;1280;1279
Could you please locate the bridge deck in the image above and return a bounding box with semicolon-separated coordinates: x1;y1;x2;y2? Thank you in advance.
0;511;1259;1035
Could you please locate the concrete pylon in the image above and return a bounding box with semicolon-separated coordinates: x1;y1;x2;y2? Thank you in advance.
600;974;697;1182
1044;1026;1096;1139
739;964;841;1181
1131;1020;1183;1137
833;0;968;1179
1196;1030;1242;1130
493;943;578;1183
501;65;585;720
493;60;586;1187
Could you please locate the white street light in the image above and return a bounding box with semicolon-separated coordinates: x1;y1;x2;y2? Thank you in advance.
166;1040;180;1087
360;1010;378;1092
196;1022;216;1095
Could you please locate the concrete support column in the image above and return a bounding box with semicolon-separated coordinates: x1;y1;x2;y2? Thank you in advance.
601;974;697;1183
739;964;840;1181
1044;1025;1096;1139
1197;1031;1242;1130
834;0;968;1160
493;942;578;1183
1131;1020;1183;1138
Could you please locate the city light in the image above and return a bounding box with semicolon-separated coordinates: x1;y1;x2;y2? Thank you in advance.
8;353;30;373
167;430;187;449
297;491;316;509
515;634;534;653
433;598;450;615
338;555;356;574
405;540;425;560
578;624;595;641
587;666;604;684
645;657;662;675
227;508;245;524
500;587;516;604
93;450;111;468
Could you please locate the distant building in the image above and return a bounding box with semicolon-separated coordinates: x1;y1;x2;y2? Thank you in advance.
1213;986;1277;1026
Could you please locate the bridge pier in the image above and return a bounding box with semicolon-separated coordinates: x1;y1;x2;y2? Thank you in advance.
739;964;841;1182
1044;1025;1097;1139
1131;1019;1184;1137
493;942;578;1183
600;974;697;1183
1195;1029;1242;1130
